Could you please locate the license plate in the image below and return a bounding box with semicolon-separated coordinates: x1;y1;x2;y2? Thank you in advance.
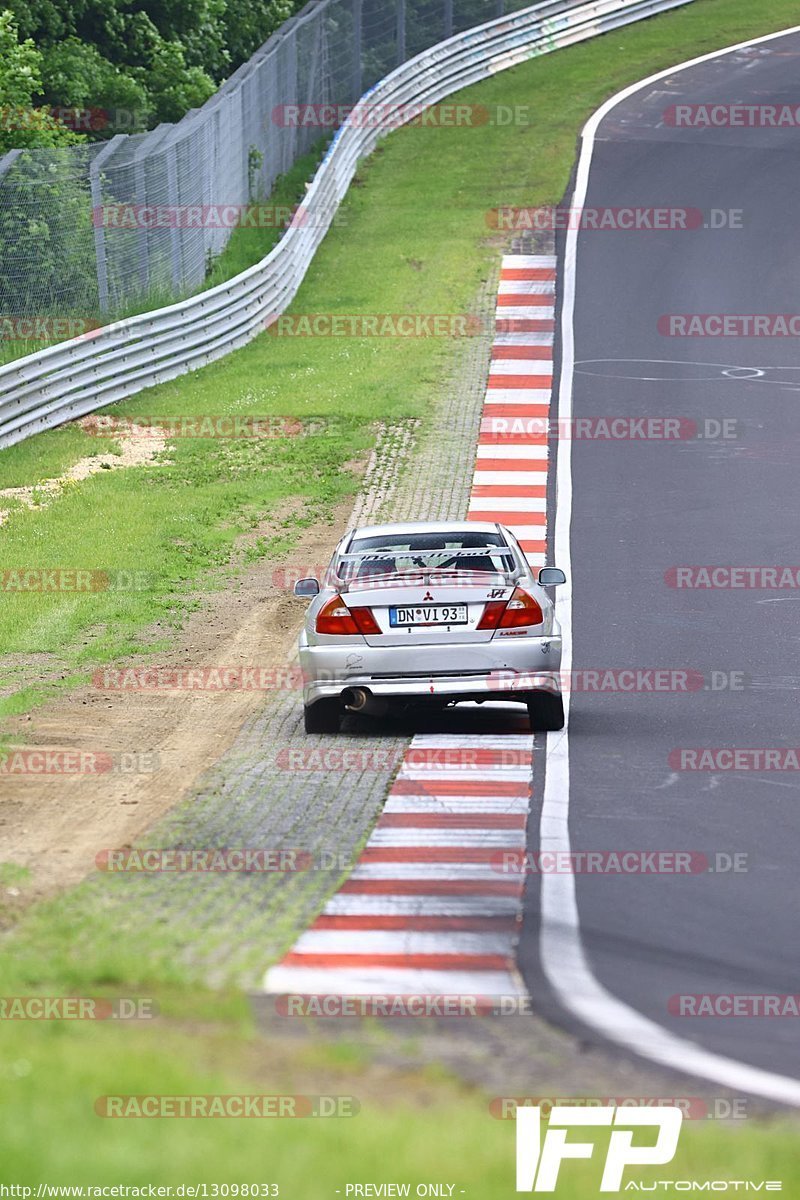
389;605;468;627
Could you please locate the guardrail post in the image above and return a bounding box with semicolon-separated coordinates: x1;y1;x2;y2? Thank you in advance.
352;0;363;100
444;0;453;39
397;0;406;64
88;134;126;315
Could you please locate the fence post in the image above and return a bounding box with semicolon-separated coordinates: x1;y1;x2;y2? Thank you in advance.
352;0;363;100
397;0;406;65
287;26;299;169
88;134;126;315
0;149;21;181
164;142;183;292
132;126;165;296
131;123;173;297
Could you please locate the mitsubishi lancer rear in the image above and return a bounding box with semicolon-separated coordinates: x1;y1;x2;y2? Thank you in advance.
292;521;565;732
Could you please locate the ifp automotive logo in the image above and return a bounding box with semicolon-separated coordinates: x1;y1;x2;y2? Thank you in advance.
514;1105;783;1192
516;1104;682;1192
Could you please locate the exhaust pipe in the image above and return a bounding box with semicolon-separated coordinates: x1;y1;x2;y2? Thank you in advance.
341;687;389;717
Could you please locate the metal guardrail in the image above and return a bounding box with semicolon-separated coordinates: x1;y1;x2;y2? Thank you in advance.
0;0;694;449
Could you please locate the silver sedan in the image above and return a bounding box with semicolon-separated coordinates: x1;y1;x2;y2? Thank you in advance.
293;521;565;732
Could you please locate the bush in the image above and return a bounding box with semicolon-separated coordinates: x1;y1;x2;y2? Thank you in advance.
5;0;305;134
0;9;81;151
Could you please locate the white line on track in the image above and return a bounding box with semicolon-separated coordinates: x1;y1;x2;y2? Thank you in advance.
541;22;800;1108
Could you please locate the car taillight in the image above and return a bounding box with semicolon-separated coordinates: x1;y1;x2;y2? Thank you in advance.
476;600;507;630
350;606;381;635
500;587;544;627
315;595;381;635
477;587;543;630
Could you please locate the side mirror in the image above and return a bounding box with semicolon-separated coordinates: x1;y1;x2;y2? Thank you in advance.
537;567;566;587
293;577;320;597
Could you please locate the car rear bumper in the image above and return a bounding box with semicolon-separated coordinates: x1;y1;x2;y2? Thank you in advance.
299;635;562;706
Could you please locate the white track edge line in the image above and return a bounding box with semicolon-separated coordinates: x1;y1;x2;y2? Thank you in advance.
540;22;800;1109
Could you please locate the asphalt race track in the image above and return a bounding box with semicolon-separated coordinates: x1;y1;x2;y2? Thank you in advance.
519;29;800;1084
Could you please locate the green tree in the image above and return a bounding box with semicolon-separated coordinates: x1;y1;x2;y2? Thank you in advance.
222;0;295;69
133;40;217;123
0;11;94;315
5;0;306;135
40;38;151;129
0;9;81;150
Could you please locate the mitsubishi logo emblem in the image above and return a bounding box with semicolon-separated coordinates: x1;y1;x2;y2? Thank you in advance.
423;590;434;601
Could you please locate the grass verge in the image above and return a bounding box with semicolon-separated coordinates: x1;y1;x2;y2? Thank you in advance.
0;1002;797;1189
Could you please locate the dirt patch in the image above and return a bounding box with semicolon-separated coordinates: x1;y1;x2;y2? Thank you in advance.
0;496;355;905
0;653;71;700
0;421;169;525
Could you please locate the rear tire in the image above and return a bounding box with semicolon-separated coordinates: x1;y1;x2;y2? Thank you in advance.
303;698;341;734
526;691;564;732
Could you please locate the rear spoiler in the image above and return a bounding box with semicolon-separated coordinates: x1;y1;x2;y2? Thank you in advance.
329;547;523;590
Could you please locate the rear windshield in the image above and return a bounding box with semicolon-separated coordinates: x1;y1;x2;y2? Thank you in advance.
336;531;515;584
